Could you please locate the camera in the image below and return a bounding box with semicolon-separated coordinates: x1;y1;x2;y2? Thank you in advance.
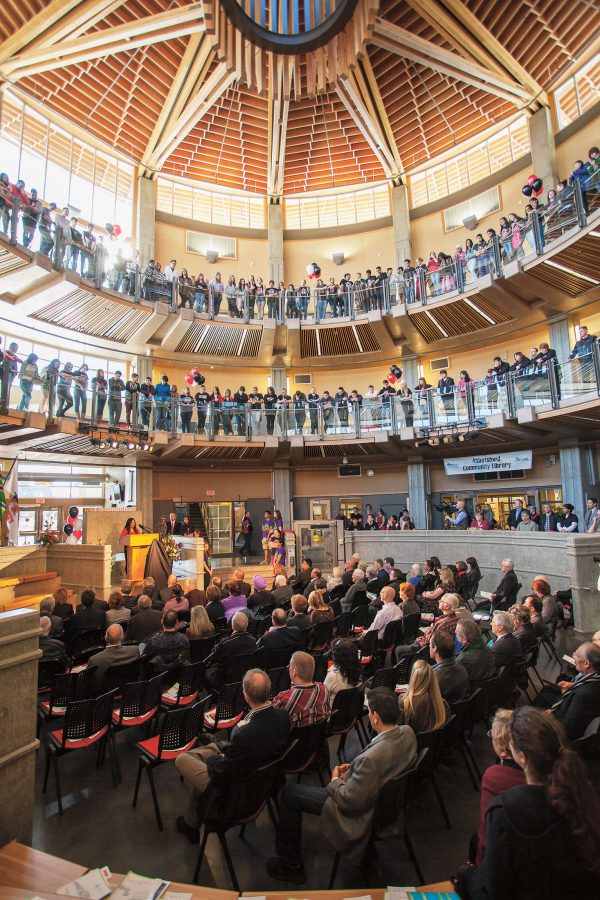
434;502;455;515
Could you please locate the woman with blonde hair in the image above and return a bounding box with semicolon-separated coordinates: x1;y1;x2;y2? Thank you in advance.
398;660;448;733
188;605;215;639
421;566;455;604
308;589;333;623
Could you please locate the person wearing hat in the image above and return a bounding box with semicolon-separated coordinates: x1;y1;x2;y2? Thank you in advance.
108;370;125;428
247;574;275;611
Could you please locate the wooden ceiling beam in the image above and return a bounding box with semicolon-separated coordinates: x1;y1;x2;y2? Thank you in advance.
0;0;87;64
371;17;532;105
31;0;128;50
1;4;208;79
334;74;400;181
267;57;293;198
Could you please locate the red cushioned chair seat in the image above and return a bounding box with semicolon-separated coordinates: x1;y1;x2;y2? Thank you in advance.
161;690;198;706
50;725;108;750
360;655;373;665
351;626;364;634
39;701;66;716
136;734;197;761
112;707;157;727
203;708;243;729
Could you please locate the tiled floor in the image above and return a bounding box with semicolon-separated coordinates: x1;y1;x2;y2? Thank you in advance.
32;630;585;892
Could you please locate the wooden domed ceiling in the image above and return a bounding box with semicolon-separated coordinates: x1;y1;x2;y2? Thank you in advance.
0;0;597;195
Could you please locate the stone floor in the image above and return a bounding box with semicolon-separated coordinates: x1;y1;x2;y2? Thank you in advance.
32;629;588;892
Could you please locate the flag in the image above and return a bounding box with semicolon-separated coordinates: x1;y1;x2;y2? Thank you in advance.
2;460;18;546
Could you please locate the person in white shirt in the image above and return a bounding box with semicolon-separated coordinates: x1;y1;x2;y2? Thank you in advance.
364;585;402;639
164;259;178;282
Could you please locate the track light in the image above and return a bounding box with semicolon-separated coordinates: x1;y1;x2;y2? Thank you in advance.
428;437;440;446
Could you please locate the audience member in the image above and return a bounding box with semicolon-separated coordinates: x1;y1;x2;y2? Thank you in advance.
324;639;361;701
308;589;334;623
272;651;330;726
39;616;68;666
272;573;293;605
185;578;206;608
489;559;518;611
247;575;274;610
141;610;190;669
258;608;301;664
430;630;469;704
398;659;449;733
523;595;548;638
509;604;537;655
287;594;312;631
222;580;249;623
64;588;106;647
456;619;496;685
545;642;600;740
39;595;64;638
205;611;256;690
105;590;131;626
527;578;557;625
52;587;74;619
124;595;162;643
87;624;140;689
490;611;524;667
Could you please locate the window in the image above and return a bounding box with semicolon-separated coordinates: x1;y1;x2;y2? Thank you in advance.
284;183;390;229
443;187;501;232
156;176;266;228
186;231;237;259
555;54;600;128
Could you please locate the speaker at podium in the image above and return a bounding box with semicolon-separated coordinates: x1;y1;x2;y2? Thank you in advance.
122;533;159;581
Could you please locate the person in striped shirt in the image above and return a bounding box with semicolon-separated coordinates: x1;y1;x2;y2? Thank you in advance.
272;651;330;727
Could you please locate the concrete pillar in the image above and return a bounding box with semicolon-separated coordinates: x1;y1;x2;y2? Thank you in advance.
135;354;153;382
136;462;154;531
407;458;430;529
268;202;284;285
272;465;292;529
391;183;412;267
0;608;40;845
401;353;419;389
528;107;559;196
136;175;156;268
271;364;287;395
559;438;596;525
548;314;572;363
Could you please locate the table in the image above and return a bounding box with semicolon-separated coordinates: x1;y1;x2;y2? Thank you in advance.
242;887;455;900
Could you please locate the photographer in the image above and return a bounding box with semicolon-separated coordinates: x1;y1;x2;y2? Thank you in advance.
444;499;470;530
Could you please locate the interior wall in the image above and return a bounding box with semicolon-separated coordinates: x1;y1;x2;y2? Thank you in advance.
151;361;271;391
428;451;561;492
283;225;395;286
155;221;269;280
555;114;600;179
293;467;408;497
153;469;272;501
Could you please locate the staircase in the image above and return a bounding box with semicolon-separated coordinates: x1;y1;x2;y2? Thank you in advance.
188;502;206;537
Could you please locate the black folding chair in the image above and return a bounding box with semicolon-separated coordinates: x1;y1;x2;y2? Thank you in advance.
284;719;329;784
307;620;333;654
327;686;365;762
268;665;291;698
401;611;422;644
96;658;141;696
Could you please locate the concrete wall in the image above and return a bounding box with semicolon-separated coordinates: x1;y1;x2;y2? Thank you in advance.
46;544;112;600
84;508;142;554
342;531;600;637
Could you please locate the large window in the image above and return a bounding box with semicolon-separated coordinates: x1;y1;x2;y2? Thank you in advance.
1;332;127;379
409;116;531;207
157;177;265;229
555;53;600;128
284;183;390;229
0;90;134;234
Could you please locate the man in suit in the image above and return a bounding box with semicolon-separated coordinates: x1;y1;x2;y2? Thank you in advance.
267;686;417;883
490;559;519;611
430;629;469;704
205;612;256;690
175;669;290;843
257;608;300;665
490;611;524;668
341;568;367;612
290;558;312;593
64;588;106;650
159;573;178;606
341;553;360;589
125;595;163;643
39;616;68;667
456;618;496;686
52;589;74;620
302;568;323;598
39;595;64;639
272;574;293;605
538;502;560;532
550;642;600;740
232;568;251;598
507;499;524;530
87;624;140;690
165;512;183;535
437;369;455;414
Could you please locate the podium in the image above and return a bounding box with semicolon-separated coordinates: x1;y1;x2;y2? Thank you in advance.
122;533;158;581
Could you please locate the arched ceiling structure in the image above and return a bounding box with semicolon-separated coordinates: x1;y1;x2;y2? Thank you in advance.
0;0;598;195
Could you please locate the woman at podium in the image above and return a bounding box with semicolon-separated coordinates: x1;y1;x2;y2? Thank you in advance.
120;517;142;575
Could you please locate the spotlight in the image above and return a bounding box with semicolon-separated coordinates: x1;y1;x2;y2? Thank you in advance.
127;441;135;450
342;456;348;464
110;439;119;449
428;437;440;446
90;437;99;447
142;442;149;451
148;445;155;453
415;439;429;448
99;439;106;449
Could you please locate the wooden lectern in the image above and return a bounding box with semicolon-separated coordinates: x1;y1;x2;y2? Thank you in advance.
122;534;158;582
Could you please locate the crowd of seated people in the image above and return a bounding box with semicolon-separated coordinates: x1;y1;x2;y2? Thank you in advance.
2;147;598;320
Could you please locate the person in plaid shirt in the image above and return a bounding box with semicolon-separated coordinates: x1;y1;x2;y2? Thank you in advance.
395;593;461;660
273;651;330;727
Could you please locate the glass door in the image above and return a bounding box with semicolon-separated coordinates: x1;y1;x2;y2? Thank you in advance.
294;521;336;572
205;502;232;556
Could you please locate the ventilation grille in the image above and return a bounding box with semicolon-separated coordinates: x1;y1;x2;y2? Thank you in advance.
443;187;501;232
185;231;237;259
175;324;262;357
300;323;381;358
33;289;150;342
430;357;450;371
409;296;513;342
304;443;384;458
294;374;312;384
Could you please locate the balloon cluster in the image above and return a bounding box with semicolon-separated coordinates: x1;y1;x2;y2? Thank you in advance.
105;223;123;237
65;506;83;541
522;173;543;198
185;367;206;387
386;364;403;385
305;262;321;280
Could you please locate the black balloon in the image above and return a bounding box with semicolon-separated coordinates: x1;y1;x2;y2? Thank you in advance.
68;506;79;518
193;373;205;385
532;178;543;192
313;263;321;277
522;184;533;197
63;523;73;536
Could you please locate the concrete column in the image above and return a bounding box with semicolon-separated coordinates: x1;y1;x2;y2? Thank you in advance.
272;465;292;529
548;314;572;363
559;438;596;525
0;608;40;845
407;458;430;529
391;183;412;267
401;353;419;389
528;107;559;195
268;202;284;285
135;354;153;382
136;462;154;531
271;364;287;395
136;175;156;268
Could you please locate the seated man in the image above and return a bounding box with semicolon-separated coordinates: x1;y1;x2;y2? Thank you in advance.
87;624;140;690
302;567;323;598
205;585;225;623
395;593;461;659
205;612;256;691
125;595;163;644
509;604;537;655
490;611;524;668
267;686;417;884
539;642;600;741
364;585;402;639
64;588;106;650
341;568;366;612
287;595;313;631
290;559;312;593
232;568;251;597
430;629;469;704
523;596;548;639
272;574;293;605
40;595;64;639
257;608;300;665
39;616;68;667
489;559;519;611
159;573;178;606
456;618;496;686
141;609;190;668
175;669;290;843
272;651;330;727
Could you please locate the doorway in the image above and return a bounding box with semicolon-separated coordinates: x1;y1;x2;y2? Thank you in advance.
294;521;336;572
309;499;331;520
475;491;537;530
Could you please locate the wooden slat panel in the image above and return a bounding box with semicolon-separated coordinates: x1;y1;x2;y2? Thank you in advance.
355;322;381;352
32;288;150;341
528;262;595;298
300;329;319;358
174;323;262;357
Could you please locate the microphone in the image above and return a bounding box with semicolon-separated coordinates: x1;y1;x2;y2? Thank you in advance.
138;523;151;534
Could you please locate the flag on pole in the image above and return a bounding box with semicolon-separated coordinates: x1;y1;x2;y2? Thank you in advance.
1;460;19;546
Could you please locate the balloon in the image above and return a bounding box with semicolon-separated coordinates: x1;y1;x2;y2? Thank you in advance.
113;224;122;236
105;223;114;235
532;178;543;192
313;264;321;277
390;365;402;378
533;186;543;197
193;373;205;385
67;516;74;526
73;529;83;541
68;506;79;519
522;184;533;197
387;373;397;384
63;523;73;536
528;174;538;187
185;375;194;385
306;263;315;276
191;367;199;375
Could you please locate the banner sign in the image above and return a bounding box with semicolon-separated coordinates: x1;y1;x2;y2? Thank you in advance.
444;450;532;475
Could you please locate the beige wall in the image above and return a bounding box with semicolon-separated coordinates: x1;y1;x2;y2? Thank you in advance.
283;226;394;286
428;451;561;492
556;115;600;180
153;469;272;501
152;361;271;391
288;362;393;395
293;466;408;497
155;221;269;280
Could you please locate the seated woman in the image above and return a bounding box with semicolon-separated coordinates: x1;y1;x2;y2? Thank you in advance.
326;566;343;593
456;707;600;899
163;583;190;624
308;589;334;623
397;660;449;733
526;578;558;626
105;590;131;626
474;709;526;865
324;638;361;701
407;563;422;589
398;582;420;618
420;566;455;605
187;606;215;648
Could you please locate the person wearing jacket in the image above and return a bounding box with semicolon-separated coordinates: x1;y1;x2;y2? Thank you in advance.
154;375;171;430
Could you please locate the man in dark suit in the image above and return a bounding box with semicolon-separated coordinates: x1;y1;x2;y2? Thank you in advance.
257;608;300;665
125;595;163;643
52;589;74;620
550;642;600;740
437;369;456;414
39;596;64;639
341;553;360;589
430;630;469;704
490;611;524;668
456;618;496;685
64;588;106;649
341;569;367;612
507;499;524;530
302;568;322;598
175;669;290;842
159;574;177;606
165;512;183;535
272;575;293;605
290;558;312;592
232;568;251;597
490;559;519;611
538;502;560;532
87;624;140;690
39;616;68;666
205;612;256;690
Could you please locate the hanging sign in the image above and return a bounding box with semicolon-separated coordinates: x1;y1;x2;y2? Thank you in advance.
444;450;532;475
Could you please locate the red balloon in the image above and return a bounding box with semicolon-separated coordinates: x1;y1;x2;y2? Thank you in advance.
73;530;83;540
387;373;397;384
190;367;199;375
67;516;74;526
185;375;194;385
113;224;122;236
533;187;543;197
527;174;538;187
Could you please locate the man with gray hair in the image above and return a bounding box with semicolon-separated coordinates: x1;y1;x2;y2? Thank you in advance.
341;567;366;612
456;618;496;684
490;610;523;667
126;594;163;644
545;642;600;740
490;559;519;611
40;595;64;639
205;610;256;690
176;667;290;843
272;573;293;605
87;623;140;688
39;616;68;666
